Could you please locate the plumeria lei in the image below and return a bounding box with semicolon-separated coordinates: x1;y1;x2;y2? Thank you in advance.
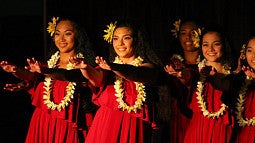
113;56;146;113
235;76;255;126
43;51;83;111
47;17;59;37
196;59;229;118
103;21;117;43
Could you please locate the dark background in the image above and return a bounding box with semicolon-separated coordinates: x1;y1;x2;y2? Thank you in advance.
0;0;255;142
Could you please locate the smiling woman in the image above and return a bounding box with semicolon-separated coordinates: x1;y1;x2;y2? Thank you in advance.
184;24;235;143
0;16;98;143
29;19;165;143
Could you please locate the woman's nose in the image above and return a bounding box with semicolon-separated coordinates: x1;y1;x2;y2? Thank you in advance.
60;35;65;41
208;45;215;51
118;39;124;45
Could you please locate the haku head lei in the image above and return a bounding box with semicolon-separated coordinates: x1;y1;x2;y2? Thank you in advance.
171;19;181;38
103;21;117;43
47;16;59;37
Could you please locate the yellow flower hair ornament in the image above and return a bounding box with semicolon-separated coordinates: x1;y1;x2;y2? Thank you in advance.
191;27;203;48
103;21;117;43
171;19;181;38
47;17;59;37
240;44;246;60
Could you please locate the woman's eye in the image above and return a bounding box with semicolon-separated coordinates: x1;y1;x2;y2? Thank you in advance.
214;42;221;46
202;43;208;47
246;49;252;53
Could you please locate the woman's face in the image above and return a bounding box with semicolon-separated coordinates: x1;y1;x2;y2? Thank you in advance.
112;27;135;60
245;38;255;69
202;32;223;63
179;22;197;52
54;20;76;53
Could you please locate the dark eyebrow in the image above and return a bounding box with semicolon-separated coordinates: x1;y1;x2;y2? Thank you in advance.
55;30;74;32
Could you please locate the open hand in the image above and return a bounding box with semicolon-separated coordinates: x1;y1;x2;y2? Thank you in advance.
25;58;41;73
95;56;111;70
199;66;216;78
242;66;255;78
0;61;17;73
3;81;29;92
69;57;88;69
164;64;182;77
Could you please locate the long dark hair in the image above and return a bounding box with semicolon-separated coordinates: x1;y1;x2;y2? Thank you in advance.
240;36;255;68
198;24;235;69
47;16;96;67
108;19;163;67
168;18;201;63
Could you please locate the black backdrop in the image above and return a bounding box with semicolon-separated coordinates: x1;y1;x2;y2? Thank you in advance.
1;0;255;142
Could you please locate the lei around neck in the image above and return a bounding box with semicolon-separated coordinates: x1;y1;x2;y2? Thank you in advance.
196;59;229;118
113;56;146;113
236;76;255;126
43;51;83;111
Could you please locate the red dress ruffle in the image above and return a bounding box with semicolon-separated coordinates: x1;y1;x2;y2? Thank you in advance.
184;82;234;143
85;71;154;143
233;86;255;143
25;79;94;143
169;66;198;143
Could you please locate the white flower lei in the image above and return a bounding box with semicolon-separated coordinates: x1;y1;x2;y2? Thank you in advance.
235;76;255;126
196;59;229;118
43;51;83;111
113;56;146;113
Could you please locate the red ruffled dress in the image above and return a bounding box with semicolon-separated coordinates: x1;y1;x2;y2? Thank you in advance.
184;82;234;143
234;85;255;143
25;76;94;143
85;71;156;143
169;65;198;143
170;97;190;143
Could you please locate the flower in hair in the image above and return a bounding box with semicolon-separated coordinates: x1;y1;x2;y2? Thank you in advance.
103;21;117;43
171;19;181;38
191;27;202;48
240;44;246;60
47;17;59;37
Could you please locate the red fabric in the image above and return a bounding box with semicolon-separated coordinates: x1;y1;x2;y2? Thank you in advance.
169;99;191;143
85;72;153;143
169;66;198;143
184;82;234;143
25;80;93;143
234;86;255;143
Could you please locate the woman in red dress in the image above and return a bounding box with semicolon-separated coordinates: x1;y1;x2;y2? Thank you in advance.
232;36;255;143
61;20;164;143
0;17;97;143
184;25;235;143
164;19;201;143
